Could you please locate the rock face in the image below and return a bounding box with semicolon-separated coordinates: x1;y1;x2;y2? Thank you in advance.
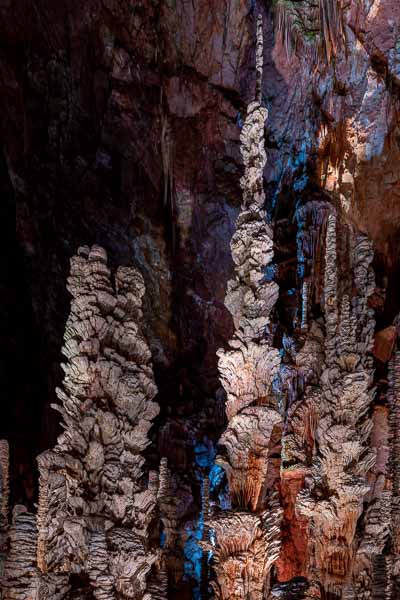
4;0;400;598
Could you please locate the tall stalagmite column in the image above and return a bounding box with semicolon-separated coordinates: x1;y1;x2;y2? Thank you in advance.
208;15;283;599
36;245;161;598
296;222;378;595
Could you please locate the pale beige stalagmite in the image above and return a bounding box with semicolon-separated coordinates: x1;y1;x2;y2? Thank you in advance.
208;15;283;599
0;440;9;575
296;221;377;592
389;351;400;589
36;464;48;574
2;507;57;600
158;457;178;552
35;244;161;598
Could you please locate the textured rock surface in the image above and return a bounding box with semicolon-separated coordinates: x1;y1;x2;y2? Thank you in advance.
207;16;283;599
5;245;163;598
3;0;400;598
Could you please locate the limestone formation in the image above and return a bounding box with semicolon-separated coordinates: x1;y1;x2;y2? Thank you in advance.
3;4;400;597
295;220;378;590
0;440;9;574
2;507;52;600
210;496;282;600
209;15;283;598
34;245;161;598
275;0;344;62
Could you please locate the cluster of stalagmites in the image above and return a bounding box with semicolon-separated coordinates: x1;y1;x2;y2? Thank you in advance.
0;440;9;573
2;16;400;600
205;15;283;600
295;216;377;586
1;245;167;599
207;9;399;591
279;204;400;596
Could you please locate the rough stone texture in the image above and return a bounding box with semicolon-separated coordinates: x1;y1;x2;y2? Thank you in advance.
0;440;9;572
373;325;397;363
2;508;42;600
32;245;162;598
296;218;378;591
207;16;284;599
3;0;400;598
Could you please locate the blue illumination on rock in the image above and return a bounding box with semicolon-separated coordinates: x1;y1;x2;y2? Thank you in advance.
160;529;166;549
264;263;277;282
194;438;216;470
293;173;308;191
184;524;203;585
183;437;218;598
236;111;244;129
209;463;225;491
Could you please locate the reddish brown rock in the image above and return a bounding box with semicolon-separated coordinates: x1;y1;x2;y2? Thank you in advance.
276;470;309;582
373;325;397;362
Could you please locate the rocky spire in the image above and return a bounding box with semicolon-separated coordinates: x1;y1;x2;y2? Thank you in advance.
2;507;41;599
0;440;9;571
296;224;377;591
389;351;400;589
35;244;161;598
208;15;283;598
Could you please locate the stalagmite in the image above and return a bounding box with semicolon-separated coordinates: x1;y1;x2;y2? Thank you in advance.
202;475;210;541
2;508;42;599
296;225;377;590
3;5;399;598
34;245;160;597
389;353;400;539
210;501;282;600
36;463;48;575
0;440;9;575
300;280;309;331
209;15;283;598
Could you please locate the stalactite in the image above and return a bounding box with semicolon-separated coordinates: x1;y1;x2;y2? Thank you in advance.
34;244;160;598
274;0;345;63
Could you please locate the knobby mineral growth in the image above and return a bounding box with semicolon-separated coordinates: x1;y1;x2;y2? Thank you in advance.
295;218;379;595
0;440;9;576
206;11;400;600
2;6;400;599
2;245;164;599
208;15;283;600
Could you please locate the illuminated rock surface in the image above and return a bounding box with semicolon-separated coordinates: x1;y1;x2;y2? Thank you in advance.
4;1;400;598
